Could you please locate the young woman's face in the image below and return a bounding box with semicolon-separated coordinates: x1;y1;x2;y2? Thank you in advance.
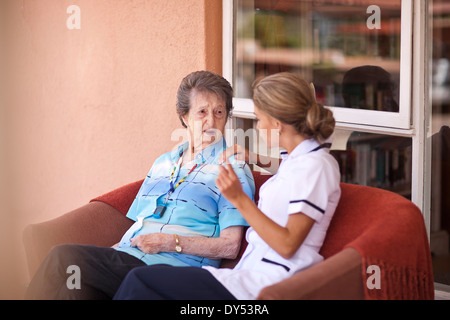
183;91;227;151
254;106;280;149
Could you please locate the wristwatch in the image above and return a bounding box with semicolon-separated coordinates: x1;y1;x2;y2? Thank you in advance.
174;234;182;253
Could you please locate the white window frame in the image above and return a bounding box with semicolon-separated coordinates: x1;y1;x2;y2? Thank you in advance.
223;0;414;130
223;0;431;233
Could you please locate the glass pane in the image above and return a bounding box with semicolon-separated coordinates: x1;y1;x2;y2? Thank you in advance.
235;0;401;112
430;0;450;286
232;123;413;197
330;131;412;198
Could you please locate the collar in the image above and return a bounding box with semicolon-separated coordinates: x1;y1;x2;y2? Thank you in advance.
171;137;227;165
279;138;332;160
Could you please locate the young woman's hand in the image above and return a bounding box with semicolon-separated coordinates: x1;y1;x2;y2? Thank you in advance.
218;144;253;164
216;163;246;205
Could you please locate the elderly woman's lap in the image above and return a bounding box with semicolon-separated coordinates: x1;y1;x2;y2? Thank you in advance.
114;264;236;300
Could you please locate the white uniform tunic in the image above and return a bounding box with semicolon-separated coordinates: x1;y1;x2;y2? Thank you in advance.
203;138;341;300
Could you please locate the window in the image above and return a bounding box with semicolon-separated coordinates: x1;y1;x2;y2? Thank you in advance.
225;0;413;129
430;0;450;287
224;0;450;292
224;0;416;187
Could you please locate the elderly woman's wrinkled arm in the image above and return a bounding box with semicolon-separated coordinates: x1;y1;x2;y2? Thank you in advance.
129;225;244;259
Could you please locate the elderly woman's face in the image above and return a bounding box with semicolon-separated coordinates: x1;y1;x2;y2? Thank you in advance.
182;91;227;151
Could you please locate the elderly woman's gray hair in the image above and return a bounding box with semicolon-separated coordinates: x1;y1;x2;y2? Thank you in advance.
176;71;233;128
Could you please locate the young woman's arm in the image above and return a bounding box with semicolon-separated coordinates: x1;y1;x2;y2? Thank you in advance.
216;163;315;259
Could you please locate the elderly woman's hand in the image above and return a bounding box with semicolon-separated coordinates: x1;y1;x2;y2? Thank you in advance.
216;163;247;205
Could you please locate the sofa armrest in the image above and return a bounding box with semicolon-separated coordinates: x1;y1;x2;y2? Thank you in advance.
23;201;134;278
257;247;364;300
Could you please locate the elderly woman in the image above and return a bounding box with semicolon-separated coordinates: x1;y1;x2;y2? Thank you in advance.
25;71;255;299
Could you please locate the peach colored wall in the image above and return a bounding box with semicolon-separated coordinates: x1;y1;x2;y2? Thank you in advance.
0;0;222;298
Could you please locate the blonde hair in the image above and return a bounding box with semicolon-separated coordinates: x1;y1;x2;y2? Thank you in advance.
252;72;335;142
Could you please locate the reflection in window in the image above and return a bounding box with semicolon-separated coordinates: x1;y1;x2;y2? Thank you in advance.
430;0;450;287
330;131;411;197
234;0;401;112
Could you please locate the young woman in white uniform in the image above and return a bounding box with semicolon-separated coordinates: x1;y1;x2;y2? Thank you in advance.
113;72;341;300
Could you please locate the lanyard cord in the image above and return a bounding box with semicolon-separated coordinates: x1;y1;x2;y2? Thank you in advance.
171;163;198;191
168;151;199;194
152;151;201;218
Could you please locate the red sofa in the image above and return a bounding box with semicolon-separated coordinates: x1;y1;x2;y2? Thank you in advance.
23;171;434;299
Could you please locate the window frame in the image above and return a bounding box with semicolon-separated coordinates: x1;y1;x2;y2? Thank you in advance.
223;0;414;130
224;0;450;291
223;0;430;229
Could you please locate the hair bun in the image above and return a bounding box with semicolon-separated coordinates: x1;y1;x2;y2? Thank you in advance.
306;102;335;141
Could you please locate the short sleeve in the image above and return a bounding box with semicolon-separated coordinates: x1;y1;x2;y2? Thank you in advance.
217;158;255;231
287;158;337;223
125;165;154;222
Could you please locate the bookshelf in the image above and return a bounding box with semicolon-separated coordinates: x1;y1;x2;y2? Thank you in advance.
330;131;412;198
231;119;413;198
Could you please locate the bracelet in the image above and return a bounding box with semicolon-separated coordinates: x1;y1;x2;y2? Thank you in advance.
174;234;182;253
